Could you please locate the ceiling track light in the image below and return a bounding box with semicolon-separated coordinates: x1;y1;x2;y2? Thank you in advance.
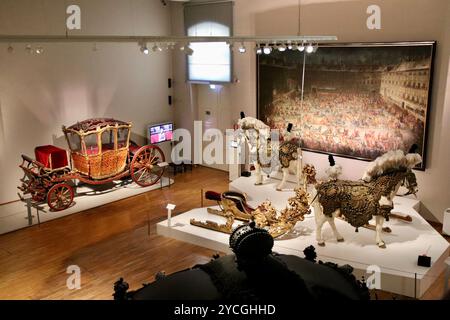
298;43;306;52
35;46;44;54
25;44;33;54
313;43;319;53
263;46;272;55
141;46;149;55
306;43;314;53
238;42;246;53
278;43;287;52
152;43;162;52
255;44;262;55
185;45;194;56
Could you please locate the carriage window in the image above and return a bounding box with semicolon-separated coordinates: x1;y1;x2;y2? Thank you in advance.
84;133;99;155
66;132;82;153
101;129;115;151
117;128;129;148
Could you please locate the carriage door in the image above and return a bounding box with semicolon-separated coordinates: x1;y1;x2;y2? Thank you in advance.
100;128;118;178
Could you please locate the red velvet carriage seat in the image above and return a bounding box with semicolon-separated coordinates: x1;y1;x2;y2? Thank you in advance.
34;145;68;170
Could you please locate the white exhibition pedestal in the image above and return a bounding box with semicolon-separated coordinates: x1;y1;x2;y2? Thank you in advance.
0;177;173;235
157;174;450;298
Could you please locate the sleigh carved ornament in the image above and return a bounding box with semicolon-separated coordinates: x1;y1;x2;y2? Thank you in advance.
190;188;310;238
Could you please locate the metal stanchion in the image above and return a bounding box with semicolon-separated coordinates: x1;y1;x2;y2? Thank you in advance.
201;189;204;207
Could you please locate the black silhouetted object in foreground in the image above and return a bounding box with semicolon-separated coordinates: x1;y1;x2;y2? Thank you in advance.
113;223;371;300
328;154;336;167
303;245;317;263
240;111;245;119
287;123;293;132
113;278;130;300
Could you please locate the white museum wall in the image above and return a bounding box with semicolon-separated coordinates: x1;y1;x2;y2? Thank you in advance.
172;0;450;222
0;0;174;206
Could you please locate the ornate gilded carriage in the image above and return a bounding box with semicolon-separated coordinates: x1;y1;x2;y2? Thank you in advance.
63;118;132;180
18;118;166;212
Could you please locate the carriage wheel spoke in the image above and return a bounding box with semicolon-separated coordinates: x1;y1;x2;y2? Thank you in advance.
138;169;149;182
134;167;146;175
131;146;165;187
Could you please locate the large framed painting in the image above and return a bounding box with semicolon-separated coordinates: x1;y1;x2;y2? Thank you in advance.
257;41;436;170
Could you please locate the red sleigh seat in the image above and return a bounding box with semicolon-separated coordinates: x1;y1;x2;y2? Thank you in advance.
34;145;68;170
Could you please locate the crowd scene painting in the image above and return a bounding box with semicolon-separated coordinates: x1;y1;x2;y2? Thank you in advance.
258;43;434;168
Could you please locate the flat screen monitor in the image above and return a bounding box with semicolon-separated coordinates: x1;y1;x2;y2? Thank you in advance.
148;122;173;144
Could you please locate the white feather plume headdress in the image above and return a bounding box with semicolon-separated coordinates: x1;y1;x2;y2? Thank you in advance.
362;150;422;182
237;116;270;131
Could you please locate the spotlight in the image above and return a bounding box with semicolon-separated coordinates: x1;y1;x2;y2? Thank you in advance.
263;46;272;55
278;44;287;52
306;44;314;53
25;44;33;54
313;44;319;53
209;84;216;90
238;43;246;53
140;44;149;55
298;43;305;52
179;44;185;51
185;46;194;56
35;47;44;54
255;44;262;55
291;43;299;51
287;43;293;50
152;44;162;52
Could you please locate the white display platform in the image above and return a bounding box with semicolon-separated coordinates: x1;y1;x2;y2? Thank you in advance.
157;174;449;298
0;177;173;235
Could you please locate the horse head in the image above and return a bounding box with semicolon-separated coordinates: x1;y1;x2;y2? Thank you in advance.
362;150;422;198
401;169;419;196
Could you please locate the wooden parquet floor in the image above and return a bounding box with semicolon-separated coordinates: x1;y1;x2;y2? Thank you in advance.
0;166;448;300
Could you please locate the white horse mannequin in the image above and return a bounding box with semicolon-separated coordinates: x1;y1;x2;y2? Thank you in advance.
237;116;271;185
276;127;303;191
237;115;302;189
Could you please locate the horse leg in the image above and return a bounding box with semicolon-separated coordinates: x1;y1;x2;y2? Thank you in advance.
314;206;327;246
254;162;263;185
375;215;386;248
316;216;326;246
276;167;288;191
328;212;344;242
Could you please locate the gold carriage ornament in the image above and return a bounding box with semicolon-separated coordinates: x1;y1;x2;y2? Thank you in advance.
18;118;166;211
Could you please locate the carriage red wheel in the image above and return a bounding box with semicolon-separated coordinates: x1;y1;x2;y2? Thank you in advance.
47;183;74;211
130;145;166;187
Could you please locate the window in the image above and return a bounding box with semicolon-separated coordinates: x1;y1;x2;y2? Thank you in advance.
118;128;129;149
66;132;82;153
101;129;115;151
84;134;99;155
184;2;233;83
